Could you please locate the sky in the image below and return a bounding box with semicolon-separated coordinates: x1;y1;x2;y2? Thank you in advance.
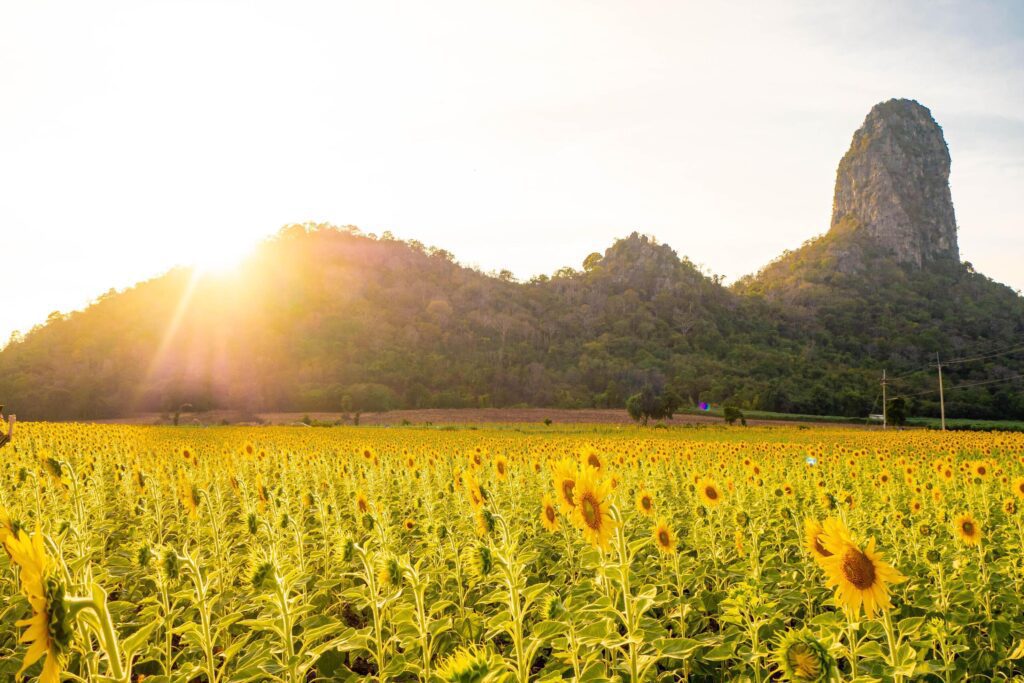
2;0;1022;344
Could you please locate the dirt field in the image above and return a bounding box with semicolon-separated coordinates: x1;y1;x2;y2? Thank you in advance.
88;407;869;429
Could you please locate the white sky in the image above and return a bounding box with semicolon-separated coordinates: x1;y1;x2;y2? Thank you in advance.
2;0;1022;344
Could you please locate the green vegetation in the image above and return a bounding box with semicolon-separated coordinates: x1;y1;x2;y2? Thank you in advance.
625;386;682;425
1;224;1022;421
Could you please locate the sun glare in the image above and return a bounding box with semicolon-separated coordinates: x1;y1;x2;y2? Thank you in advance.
190;239;256;275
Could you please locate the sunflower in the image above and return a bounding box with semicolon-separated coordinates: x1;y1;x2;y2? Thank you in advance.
0;507;16;548
552;459;579;514
580;446;603;472
653;519;676;555
475;508;496;537
698;478;723;507
1012;476;1024;501
177;471;200;518
355;491;370;515
802;519;833;565
4;531;71;683
494;455;509;481
818;531;905;618
377;555;402;591
635;489;655;517
435;645;501;683
953;513;982;546
462;544;493;584
572;467;617;551
403;517;416;531
540;494;559;532
463;472;486;510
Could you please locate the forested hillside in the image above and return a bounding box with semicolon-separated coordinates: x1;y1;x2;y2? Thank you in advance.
3;99;1023;421
2;223;1022;421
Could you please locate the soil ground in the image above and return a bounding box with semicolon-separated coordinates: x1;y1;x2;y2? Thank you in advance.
87;407;873;429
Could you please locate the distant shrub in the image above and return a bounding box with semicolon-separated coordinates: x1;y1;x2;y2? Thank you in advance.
724;405;746;426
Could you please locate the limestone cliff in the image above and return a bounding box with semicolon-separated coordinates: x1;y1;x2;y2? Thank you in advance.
830;98;959;266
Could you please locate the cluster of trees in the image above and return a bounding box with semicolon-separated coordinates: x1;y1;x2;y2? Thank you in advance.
1;223;1022;420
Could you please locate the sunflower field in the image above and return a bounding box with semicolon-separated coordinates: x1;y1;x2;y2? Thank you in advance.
2;422;1024;682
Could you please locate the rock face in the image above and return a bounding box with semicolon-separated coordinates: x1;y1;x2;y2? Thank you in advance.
830;99;959;267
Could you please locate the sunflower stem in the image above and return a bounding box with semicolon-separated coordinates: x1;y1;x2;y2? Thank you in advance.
844;610;860;679
613;514;639;683
881;608;902;683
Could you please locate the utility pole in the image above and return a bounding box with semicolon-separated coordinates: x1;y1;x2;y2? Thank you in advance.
936;353;946;431
881;369;887;430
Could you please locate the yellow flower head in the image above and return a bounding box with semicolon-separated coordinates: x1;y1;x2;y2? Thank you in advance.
540;494;559;532
552;459;579;514
653;519;676;555
635;489;655;517
953;513;982;546
818;529;905;618
571;467;617;551
4;531;70;683
698;478;724;507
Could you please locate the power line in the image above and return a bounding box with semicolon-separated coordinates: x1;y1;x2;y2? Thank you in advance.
888;365;932;382
889;372;1024;401
944;373;1024;391
943;343;1024;365
883;340;1024;384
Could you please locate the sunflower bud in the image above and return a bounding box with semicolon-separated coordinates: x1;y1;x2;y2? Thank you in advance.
541;594;565;620
162;549;180;580
341;537;355;563
251;561;275;589
775;629;833;682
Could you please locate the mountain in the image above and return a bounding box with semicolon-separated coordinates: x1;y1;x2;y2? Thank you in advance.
831;98;959;267
2;99;1023;421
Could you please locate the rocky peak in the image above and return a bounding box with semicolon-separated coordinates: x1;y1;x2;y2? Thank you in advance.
829;98;959;267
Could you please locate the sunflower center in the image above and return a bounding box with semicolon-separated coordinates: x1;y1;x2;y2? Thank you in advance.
813;535;832;557
1018;482;1024;494
962;521;975;535
704;486;718;500
641;496;652;510
545;505;556;523
588;454;601;469
658;529;670;546
840;547;877;589
579;494;601;530
562;480;576;506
